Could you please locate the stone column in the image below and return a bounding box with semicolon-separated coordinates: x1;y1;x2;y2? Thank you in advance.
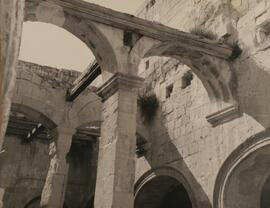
94;73;143;208
40;127;75;208
0;0;25;147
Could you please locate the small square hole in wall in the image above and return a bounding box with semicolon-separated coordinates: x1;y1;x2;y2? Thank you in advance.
145;60;150;70
166;84;174;98
181;71;193;89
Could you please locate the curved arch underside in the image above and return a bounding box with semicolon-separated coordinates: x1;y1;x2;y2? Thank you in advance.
11;103;56;130
144;41;237;103
135;176;192;208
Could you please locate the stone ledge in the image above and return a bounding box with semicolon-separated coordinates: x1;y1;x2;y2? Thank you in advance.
206;104;241;127
97;73;144;102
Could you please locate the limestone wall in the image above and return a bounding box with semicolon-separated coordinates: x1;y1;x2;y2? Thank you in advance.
0;135;49;208
0;61;100;208
134;0;270;206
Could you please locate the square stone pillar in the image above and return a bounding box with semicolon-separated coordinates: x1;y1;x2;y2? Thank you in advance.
0;0;25;146
40;127;75;208
94;73;143;208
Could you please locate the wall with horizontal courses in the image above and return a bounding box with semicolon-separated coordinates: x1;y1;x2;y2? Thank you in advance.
134;0;270;207
0;61;99;208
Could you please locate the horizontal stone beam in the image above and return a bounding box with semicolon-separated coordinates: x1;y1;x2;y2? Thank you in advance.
26;0;233;59
66;62;101;101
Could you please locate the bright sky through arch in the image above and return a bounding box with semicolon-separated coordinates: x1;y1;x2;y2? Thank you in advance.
19;0;146;71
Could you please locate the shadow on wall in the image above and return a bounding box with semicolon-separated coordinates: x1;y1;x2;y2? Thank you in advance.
211;9;270;206
223;1;270;129
236;49;270;128
65;140;98;208
135;28;270;208
135;105;212;208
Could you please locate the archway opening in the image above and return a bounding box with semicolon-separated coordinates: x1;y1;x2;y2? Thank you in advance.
134;175;192;208
215;143;270;208
0;104;54;207
20;22;94;72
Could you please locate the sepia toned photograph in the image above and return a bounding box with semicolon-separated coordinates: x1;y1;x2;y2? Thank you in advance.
0;0;269;207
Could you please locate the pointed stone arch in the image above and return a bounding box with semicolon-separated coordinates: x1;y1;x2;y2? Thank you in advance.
213;129;270;208
134;166;199;208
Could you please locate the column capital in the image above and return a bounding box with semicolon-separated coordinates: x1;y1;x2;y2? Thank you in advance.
97;73;144;102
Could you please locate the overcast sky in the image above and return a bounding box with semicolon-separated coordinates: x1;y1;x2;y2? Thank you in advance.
19;0;145;71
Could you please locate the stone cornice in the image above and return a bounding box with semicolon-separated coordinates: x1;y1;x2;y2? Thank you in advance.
206;104;242;127
97;73;144;102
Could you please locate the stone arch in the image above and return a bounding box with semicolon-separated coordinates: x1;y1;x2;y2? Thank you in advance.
14;74;102;130
11;103;56;130
213;129;270;208
134;166;198;208
24;0;118;73
12;78;69;127
130;37;237;104
24;196;41;208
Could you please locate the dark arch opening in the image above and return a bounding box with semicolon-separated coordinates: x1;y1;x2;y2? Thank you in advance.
134;175;192;208
261;176;270;208
85;196;94;208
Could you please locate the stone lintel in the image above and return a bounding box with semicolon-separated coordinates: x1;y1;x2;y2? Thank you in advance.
97;73;144;102
206;104;241;127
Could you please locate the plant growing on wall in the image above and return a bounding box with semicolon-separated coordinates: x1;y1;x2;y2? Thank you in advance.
228;41;242;60
190;27;218;40
138;91;159;123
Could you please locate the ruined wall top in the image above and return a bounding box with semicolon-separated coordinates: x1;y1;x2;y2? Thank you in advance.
17;60;81;89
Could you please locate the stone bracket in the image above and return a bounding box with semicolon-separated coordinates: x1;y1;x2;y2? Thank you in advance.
206;104;241;127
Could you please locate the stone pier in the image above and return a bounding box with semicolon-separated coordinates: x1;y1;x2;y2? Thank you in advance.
40;127;75;208
0;0;25;147
94;73;143;208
